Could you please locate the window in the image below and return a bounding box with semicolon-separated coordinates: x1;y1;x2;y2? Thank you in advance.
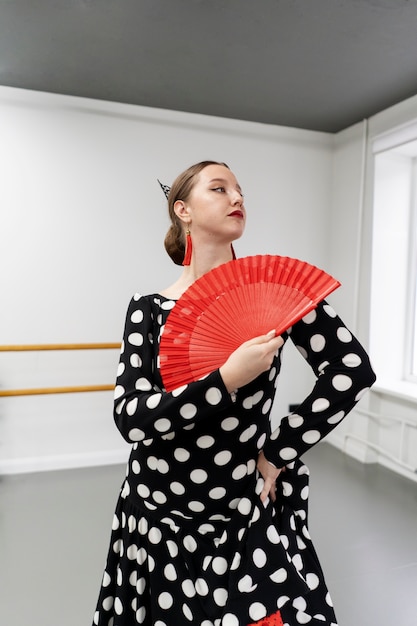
371;132;417;392
408;177;417;380
412;286;417;377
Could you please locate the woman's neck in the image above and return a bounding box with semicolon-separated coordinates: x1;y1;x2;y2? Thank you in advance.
160;244;235;299
189;244;233;278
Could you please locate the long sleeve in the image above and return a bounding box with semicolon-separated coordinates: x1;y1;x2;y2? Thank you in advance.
113;294;233;443
262;300;376;467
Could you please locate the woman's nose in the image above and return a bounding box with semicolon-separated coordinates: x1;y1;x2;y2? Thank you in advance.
230;189;243;204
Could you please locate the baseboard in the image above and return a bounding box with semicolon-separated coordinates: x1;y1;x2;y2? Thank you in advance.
5;439;416;483
0;448;129;475
377;454;417;483
326;433;417;482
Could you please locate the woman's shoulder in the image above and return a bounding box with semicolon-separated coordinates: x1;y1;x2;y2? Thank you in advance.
127;292;177;311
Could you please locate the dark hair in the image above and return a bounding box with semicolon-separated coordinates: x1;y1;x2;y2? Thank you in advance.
164;160;229;265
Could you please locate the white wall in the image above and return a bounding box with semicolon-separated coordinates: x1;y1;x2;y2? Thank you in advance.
0;86;334;473
327;121;367;330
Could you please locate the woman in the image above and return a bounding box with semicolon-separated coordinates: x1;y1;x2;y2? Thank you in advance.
92;160;376;626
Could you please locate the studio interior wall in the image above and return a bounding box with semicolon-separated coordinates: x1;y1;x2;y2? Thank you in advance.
0;86;335;474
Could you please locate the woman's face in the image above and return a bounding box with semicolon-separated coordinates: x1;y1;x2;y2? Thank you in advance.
180;164;246;244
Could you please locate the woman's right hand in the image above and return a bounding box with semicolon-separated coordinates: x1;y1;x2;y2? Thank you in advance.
219;330;284;393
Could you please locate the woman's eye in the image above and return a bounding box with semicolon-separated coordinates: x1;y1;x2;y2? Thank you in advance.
212;187;226;193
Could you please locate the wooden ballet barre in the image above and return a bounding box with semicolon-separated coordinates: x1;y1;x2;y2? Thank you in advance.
0;343;121;352
0;343;120;396
0;384;115;397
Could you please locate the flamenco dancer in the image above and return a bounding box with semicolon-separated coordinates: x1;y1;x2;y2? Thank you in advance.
92;160;376;625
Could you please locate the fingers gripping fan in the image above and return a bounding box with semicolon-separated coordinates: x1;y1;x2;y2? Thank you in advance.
159;255;340;391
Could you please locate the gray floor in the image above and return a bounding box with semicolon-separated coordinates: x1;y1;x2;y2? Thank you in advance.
1;443;416;626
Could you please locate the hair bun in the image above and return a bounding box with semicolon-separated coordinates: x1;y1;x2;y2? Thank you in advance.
164;225;185;266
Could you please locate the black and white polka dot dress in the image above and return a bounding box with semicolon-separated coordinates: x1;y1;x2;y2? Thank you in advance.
92;294;375;626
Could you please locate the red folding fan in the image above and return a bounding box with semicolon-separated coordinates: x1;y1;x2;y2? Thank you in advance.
159;255;340;391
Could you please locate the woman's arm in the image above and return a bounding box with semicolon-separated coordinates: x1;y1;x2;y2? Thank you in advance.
113;294;234;443
262;300;376;467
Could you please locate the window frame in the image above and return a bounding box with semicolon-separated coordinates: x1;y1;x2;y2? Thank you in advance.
371;132;417;393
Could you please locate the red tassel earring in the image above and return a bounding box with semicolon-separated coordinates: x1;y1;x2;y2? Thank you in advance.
183;228;192;266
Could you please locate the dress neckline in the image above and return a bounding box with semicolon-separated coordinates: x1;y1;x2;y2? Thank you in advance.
153;293;178;302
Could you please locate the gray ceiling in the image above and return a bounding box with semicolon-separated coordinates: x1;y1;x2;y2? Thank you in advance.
1;0;417;133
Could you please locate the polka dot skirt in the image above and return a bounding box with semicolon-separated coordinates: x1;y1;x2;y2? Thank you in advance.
92;294;375;626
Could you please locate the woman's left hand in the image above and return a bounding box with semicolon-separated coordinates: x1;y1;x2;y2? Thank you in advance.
257;450;284;503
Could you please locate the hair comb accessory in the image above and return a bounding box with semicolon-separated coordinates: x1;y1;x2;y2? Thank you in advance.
157;179;171;199
159;254;341;391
